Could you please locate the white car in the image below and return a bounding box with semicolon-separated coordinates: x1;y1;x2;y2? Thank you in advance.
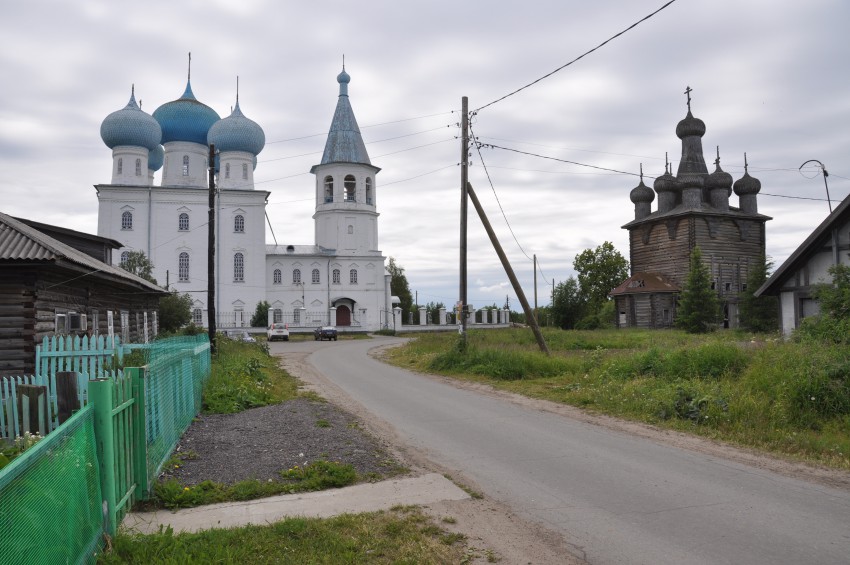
267;322;290;342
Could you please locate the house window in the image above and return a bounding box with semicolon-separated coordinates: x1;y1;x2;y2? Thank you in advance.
121;211;133;230
742;283;748;291
178;213;189;231
350;269;358;284
242;163;248;180
710;280;717;290
293;269;301;284
365;177;372;204
179;252;190;281
724;282;732;292
333;269;341;284
234;253;244;282
192;308;203;325
344;175;356;202
135;158;142;176
225;163;230;179
120;251;129;266
312;268;320;284
117;158;123;175
234;214;245;233
324;176;333;203
273;269;282;284
182;155;189;176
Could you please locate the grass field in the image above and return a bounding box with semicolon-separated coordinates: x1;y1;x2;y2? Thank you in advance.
385;328;850;470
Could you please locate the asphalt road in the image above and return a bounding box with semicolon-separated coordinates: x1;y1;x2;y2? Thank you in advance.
294;336;850;565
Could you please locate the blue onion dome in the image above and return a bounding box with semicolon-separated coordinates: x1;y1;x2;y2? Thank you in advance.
100;87;162;151
148;144;164;172
675;110;706;139
152;80;220;145
734;154;761;196
207;100;265;155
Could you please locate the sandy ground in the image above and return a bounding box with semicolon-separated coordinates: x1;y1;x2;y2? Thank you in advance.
279;343;850;565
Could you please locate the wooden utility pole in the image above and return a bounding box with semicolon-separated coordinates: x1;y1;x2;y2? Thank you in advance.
467;182;549;355
207;144;217;353
533;254;538;324
459;96;469;338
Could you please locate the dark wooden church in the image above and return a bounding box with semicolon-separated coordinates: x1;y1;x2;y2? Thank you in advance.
610;90;771;329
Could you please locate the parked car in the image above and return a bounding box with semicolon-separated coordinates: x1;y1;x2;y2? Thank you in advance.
314;326;338;341
226;330;256;343
267;322;290;342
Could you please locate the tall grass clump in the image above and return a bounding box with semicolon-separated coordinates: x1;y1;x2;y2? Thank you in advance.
606;342;749;380
428;336;574;380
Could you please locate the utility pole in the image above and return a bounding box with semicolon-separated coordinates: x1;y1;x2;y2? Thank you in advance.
459;96;469;339
533;254;538;324
207;144;217;353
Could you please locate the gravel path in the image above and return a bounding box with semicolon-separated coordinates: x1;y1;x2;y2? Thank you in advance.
161;398;405;486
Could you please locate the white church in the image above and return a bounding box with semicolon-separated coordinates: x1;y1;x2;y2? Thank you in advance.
96;66;395;332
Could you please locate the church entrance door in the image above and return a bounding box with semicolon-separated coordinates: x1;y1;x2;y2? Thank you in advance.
336;305;351;326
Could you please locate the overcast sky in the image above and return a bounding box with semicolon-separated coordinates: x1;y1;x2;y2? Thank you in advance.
2;0;848;311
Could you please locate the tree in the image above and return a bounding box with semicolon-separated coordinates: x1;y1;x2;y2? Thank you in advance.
120;250;157;284
250;300;271;327
573;242;629;311
676;247;721;333
551;276;586;329
739;255;779;333
159;292;193;333
387;257;413;319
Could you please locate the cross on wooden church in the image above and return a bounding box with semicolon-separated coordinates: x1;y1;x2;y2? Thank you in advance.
684;86;693;111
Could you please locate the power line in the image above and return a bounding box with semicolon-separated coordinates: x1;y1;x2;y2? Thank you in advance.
474;0;679;112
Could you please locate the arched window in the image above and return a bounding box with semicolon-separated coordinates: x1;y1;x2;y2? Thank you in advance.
234;214;245;233
344;175;356;202
350;269;358;284
293;269;301;284
117;158;123;175
273;269;282;284
312;268;320;284
192;308;203;325
178;213;189;231
242;163;248;180
324;176;333;203
120;251;129;266
333;269;341;284
135;158;142;176
365;177;373;204
273;309;283;323
182;155;189;176
234;253;244;282
225;163;230;179
121;211;133;230
178;252;190;281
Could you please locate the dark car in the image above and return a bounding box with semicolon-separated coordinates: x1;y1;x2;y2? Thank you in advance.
314;326;338;341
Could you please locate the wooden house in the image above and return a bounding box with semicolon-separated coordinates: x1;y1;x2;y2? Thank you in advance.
612;93;771;329
755;192;850;336
0;212;166;377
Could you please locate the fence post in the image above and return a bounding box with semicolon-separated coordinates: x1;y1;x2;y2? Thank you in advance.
56;371;80;425
16;384;47;436
90;378;117;537
128;367;149;500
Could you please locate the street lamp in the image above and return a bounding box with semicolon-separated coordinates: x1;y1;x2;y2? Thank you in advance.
799;159;832;213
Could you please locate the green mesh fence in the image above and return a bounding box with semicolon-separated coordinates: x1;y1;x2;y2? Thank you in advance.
0;405;103;565
143;334;211;483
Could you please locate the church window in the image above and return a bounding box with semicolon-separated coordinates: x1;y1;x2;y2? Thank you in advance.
234;214;245;233
182;155;189;176
312;269;320;284
333;269;341;284
293;269;301;284
724;282;731;292
294;309;301;324
710;280;717;290
135;158;142;176
234;253;245;282
192;308;203;325
120;251;129;266
117;158;123;175
365;178;372;204
324;176;333;203
178;213;189;231
273;269;282;284
121;211;133;230
344;175;356;202
242;163;248;180
225;163;230;179
273;309;282;323
347;225;354;234
350;269;358;284
178;252;190;281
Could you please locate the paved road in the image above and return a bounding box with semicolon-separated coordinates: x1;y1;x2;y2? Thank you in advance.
288;337;850;564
